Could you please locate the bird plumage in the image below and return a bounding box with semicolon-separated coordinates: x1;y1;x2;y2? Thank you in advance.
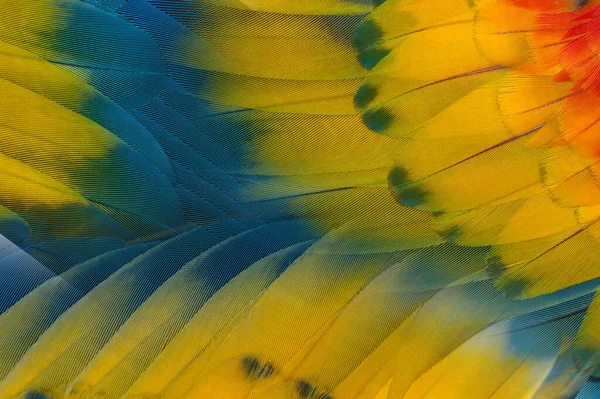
2;0;600;398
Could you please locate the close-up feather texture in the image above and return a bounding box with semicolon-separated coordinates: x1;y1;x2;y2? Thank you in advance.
3;0;600;398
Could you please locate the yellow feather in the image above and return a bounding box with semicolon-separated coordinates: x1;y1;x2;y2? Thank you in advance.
197;0;372;15
122;243;311;398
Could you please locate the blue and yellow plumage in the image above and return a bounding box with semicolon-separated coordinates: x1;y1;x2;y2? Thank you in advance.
3;0;600;398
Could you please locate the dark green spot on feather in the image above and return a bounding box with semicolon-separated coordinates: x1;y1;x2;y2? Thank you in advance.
388;167;410;187
25;393;51;399
358;47;391;70
486;256;506;279
397;186;429;207
441;226;461;243
354;85;378;109
353;19;383;50
296;380;317;398
241;356;261;377
363;107;393;132
241;356;276;380
487;256;530;298
502;278;529;298
388;167;429;207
